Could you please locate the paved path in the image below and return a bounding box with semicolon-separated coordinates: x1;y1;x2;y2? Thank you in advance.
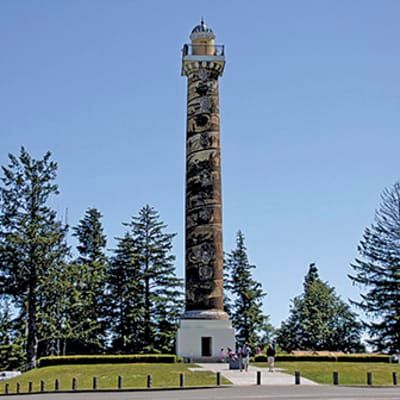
2;386;399;400
195;362;318;385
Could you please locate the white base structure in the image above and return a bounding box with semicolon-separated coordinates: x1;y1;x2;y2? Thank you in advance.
176;319;235;360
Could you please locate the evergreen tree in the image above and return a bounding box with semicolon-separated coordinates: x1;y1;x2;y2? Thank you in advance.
107;233;145;352
71;208;108;352
107;205;183;353
127;205;183;353
225;231;271;347
0;148;69;368
277;263;364;352
36;261;98;356
349;183;400;353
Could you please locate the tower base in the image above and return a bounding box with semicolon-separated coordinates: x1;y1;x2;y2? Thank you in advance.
176;319;235;361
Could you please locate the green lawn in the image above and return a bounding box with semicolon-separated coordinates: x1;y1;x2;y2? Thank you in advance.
2;363;230;394
264;361;400;386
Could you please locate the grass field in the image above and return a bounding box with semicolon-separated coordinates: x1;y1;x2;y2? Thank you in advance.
272;361;400;386
1;363;230;394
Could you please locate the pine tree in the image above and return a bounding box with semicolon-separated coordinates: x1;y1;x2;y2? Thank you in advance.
0;148;69;368
71;208;108;352
127;205;183;353
107;205;183;353
277;263;364;352
107;233;145;353
225;231;271;347
349;183;400;353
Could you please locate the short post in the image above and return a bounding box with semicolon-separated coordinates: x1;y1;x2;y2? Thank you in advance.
28;381;33;392
180;373;184;387
367;372;373;386
93;376;97;390
4;383;9;394
257;370;261;385
40;380;45;392
118;375;123;390
295;371;301;385
72;377;77;391
147;374;152;388
333;371;339;385
393;372;398;386
216;371;221;386
16;382;20;394
55;378;59;391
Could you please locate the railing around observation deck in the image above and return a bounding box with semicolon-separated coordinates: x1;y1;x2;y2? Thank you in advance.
182;44;225;58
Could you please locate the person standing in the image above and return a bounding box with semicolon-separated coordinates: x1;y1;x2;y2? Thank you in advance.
238;345;243;372
241;343;250;372
266;343;276;372
219;348;226;363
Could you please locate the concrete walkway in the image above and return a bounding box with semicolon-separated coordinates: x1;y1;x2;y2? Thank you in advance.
195;363;318;386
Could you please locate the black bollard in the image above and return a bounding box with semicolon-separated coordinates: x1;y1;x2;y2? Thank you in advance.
4;384;8;394
147;374;152;388
295;371;301;385
28;381;33;392
55;378;59;391
40;380;45;392
333;371;339;385
257;370;261;385
118;376;123;390
216;371;221;386
16;382;20;394
180;373;185;387
93;376;97;390
72;377;77;391
367;372;373;386
393;372;398;386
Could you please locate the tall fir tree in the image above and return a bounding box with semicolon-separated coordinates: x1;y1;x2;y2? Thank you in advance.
0;148;69;367
277;263;364;352
349;183;400;353
71;208;108;352
225;231;271;347
107;233;145;353
107;205;183;353
127;205;183;353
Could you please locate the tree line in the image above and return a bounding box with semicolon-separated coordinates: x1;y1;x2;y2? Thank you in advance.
0;148;186;369
276;182;400;355
1;148;399;369
0;148;269;369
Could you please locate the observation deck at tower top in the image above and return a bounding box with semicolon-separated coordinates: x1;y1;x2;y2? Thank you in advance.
181;19;225;76
181;43;226;76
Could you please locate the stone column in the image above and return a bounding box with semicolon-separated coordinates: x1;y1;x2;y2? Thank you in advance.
183;63;227;319
177;21;235;359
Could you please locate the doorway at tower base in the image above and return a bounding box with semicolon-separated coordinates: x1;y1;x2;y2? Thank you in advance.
176;319;235;361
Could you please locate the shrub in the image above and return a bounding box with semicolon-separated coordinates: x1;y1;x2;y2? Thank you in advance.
253;354;391;363
38;354;176;367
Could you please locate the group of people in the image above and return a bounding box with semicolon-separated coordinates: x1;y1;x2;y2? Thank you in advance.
219;344;251;371
219;342;276;372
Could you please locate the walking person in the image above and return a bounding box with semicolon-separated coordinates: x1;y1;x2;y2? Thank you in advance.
266;343;276;372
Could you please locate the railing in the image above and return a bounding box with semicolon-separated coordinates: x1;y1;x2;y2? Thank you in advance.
182;44;225;57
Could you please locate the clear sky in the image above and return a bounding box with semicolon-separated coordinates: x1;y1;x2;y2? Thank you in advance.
1;0;399;327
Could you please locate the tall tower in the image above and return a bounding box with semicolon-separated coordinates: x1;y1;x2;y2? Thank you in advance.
176;19;235;360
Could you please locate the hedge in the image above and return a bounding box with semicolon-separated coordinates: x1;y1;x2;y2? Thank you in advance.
253;354;391;363
38;354;176;367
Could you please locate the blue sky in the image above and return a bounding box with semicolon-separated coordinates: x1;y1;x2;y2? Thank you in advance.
1;1;399;327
